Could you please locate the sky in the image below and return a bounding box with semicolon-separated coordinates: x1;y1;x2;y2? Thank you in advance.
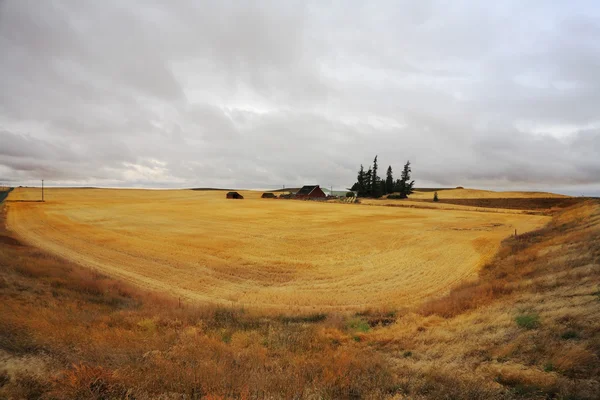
1;0;600;195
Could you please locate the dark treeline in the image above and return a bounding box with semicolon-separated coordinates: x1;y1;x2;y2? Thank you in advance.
351;156;415;198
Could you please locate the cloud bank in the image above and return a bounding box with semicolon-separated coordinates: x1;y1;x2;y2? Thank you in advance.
1;0;599;194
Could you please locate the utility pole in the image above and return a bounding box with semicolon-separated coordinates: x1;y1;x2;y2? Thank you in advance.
42;179;44;202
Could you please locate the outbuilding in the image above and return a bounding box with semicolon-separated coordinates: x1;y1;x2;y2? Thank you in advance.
295;185;327;199
226;191;244;199
261;192;276;198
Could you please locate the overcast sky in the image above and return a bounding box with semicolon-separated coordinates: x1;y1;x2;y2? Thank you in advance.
1;1;599;195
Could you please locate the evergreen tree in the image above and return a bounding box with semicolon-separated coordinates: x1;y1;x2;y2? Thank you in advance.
385;165;394;194
365;167;372;196
394;178;402;193
356;164;366;196
399;160;415;198
371;156;381;197
433;191;439;202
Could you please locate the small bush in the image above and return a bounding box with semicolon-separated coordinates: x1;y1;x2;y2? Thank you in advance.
515;313;540;330
346;192;355;197
561;330;580;340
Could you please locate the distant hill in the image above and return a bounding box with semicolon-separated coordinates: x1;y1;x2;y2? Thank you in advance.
413;187;455;192
190;188;235;191
268;188;301;193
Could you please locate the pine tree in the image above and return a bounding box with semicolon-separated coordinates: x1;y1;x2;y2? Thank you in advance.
371;156;380;197
356;164;366;196
365;167;372;197
399;160;415;198
433;191;439;202
385;165;394;194
394;178;402;193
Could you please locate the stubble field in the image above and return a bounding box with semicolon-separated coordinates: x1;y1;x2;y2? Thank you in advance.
6;188;549;311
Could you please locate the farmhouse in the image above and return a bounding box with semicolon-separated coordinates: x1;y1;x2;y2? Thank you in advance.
261;192;276;198
295;185;327;199
226;191;244;199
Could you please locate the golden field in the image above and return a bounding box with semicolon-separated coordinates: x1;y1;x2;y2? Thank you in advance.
7;188;548;311
409;188;569;199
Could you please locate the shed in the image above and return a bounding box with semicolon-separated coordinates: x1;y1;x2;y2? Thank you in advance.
226;191;244;199
295;185;327;199
261;192;276;198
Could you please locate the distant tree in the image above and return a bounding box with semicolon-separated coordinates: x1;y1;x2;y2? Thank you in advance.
393;178;402;193
385;165;394;194
433;191;439;202
352;156;407;198
365;167;372;196
353;164;366;196
371;156;382;197
398;161;415;198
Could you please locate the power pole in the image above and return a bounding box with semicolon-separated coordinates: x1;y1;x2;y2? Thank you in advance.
42;179;44;202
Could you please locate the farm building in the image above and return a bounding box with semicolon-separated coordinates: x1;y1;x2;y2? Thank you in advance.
261;192;276;198
226;191;244;199
295;185;327;199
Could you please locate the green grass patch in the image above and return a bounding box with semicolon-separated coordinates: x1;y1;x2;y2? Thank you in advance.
515;313;540;330
346;317;370;333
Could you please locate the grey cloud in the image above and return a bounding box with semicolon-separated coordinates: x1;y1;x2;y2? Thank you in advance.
1;0;599;194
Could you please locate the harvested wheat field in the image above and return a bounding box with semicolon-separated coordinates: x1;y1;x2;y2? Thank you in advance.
409;188;569;200
6;188;549;311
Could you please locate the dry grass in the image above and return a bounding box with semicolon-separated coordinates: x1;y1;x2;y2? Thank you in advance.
6;188;548;311
368;199;600;399
410;188;569;200
0;208;394;399
1;195;599;399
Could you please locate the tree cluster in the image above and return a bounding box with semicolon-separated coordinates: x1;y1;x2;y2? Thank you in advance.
351;156;414;198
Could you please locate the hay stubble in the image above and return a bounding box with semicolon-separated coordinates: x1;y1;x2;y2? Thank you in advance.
7;188;549;311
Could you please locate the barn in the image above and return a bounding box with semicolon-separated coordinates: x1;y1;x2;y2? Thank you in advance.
261;192;276;198
226;191;244;199
295;185;327;199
